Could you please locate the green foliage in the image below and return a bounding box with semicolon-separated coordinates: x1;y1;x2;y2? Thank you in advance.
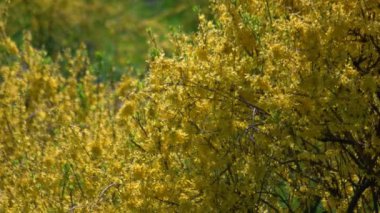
1;0;207;76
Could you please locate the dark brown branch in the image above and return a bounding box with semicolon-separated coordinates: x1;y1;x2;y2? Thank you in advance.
238;95;269;116
372;186;379;213
129;137;146;152
211;163;232;185
369;35;380;54
347;178;375;213
154;197;179;206
318;136;355;145
133;116;148;137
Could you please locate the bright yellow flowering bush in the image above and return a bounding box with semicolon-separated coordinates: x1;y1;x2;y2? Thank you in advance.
0;31;143;211
119;0;380;211
0;0;379;212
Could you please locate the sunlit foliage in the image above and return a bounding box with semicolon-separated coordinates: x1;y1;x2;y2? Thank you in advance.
122;0;380;211
0;31;140;211
0;0;379;212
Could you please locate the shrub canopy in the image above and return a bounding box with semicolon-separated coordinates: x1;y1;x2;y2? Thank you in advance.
0;0;379;212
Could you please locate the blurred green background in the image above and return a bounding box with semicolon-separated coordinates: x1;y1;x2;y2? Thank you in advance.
1;0;208;80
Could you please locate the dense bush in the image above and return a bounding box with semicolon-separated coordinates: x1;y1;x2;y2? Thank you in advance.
0;0;379;212
122;0;380;211
0;31;136;211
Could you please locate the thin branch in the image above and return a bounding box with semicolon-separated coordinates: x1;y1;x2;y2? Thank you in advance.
132;116;148;137
4;114;16;143
129;135;147;152
259;198;280;213
90;182;121;211
212;163;232;185
154;197;179;206
264;0;273;26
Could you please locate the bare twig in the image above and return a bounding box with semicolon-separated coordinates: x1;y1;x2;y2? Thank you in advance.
90;182;121;211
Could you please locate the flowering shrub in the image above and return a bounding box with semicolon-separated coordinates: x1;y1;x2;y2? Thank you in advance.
122;0;380;211
0;31;141;211
0;0;379;212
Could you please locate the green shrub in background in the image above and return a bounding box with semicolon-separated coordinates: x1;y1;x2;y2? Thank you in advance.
1;0;208;79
